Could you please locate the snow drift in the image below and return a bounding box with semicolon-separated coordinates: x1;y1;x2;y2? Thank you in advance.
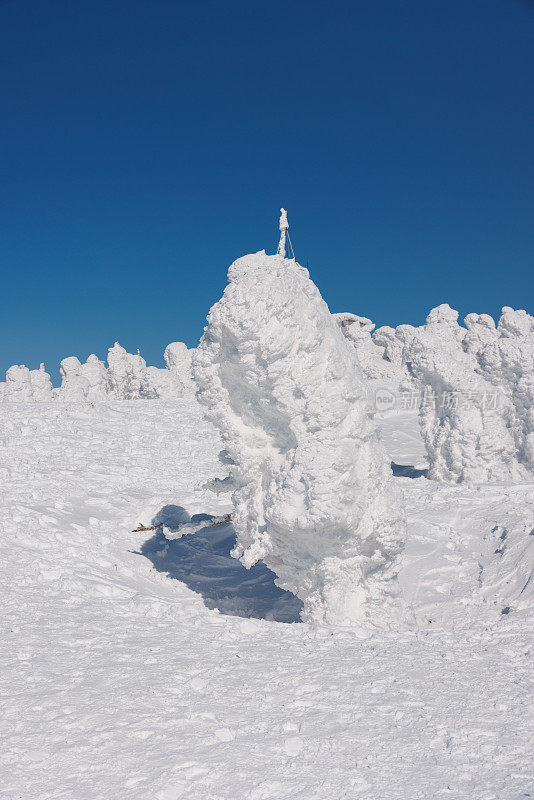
193;251;406;627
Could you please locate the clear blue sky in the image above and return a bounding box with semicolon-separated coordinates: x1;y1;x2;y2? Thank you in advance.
1;0;533;381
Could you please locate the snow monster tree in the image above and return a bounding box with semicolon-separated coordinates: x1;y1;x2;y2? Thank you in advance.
193;218;405;627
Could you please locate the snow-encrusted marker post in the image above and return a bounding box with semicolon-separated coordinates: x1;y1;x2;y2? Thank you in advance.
192;212;406;627
277;208;289;257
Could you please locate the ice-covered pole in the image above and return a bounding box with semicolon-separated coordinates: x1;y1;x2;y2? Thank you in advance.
277;208;288;257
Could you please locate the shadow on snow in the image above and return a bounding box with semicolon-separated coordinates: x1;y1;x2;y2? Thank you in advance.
391;462;428;479
136;504;303;624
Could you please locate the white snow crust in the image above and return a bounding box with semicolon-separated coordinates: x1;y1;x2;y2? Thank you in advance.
1;395;532;800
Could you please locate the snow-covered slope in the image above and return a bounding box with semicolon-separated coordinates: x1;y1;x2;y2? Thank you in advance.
1;396;532;799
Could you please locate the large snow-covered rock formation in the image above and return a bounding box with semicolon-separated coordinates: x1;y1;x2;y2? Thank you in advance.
193;250;406;627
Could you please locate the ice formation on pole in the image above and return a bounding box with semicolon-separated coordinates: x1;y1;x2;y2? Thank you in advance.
193;247;406;627
404;305;525;483
277;208;289;258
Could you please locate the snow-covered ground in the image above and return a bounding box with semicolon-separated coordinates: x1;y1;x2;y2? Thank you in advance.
1;396;532;799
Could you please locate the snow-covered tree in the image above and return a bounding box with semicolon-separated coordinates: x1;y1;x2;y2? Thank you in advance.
106;342;148;399
79;354;108;400
471;307;534;473
463;313;498;359
371;323;418;386
163;341;194;393
3;365;34;401
194;249;405;627
405;305;525;483
57;357;91;401
372;325;403;366
333;313;401;381
29;363;53;401
139;366;168;399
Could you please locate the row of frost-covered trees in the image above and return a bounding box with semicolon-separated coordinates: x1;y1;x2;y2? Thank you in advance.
2;301;532;484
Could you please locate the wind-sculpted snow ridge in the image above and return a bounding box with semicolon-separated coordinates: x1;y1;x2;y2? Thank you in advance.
193;251;406;627
0;341;195;402
403;304;527;484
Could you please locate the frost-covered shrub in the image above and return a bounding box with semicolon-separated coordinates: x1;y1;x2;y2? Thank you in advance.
333;313;400;381
471;307;534;472
4;365;34;401
106;342;193;400
334;312;374;338
29;363;53;401
79;354;108;400
1;340;195;403
139;366;169;399
2;363;53;402
137;343;194;399
106;342;148;400
58;357;91;401
194;250;406;627
463;313;498;358
371;323;418;387
405;306;524;483
164;341;191;372
372;325;402;365
498;306;534;339
164;342;194;392
425;303;465;335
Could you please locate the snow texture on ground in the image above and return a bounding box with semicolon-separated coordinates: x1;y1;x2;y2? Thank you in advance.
1;397;533;799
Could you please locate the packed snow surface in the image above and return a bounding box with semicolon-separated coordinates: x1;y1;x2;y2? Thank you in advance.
1;396;533;799
194;251;406;626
